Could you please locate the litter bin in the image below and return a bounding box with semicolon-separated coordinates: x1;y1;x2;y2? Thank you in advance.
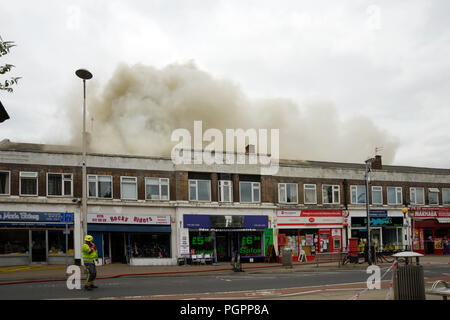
392;252;425;300
282;249;293;268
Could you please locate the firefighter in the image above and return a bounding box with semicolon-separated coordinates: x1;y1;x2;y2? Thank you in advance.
82;234;98;290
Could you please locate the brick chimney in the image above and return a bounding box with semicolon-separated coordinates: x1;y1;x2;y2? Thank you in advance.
245;144;255;154
371;155;382;170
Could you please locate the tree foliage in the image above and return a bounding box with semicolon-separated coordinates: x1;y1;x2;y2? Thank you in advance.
0;36;21;93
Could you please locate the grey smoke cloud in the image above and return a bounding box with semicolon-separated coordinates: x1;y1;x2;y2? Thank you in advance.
66;62;398;163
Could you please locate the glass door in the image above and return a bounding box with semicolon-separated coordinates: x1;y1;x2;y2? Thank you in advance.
31;230;47;263
318;229;331;253
370;228;382;252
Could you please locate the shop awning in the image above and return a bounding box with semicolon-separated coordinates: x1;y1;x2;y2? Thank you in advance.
437;218;450;224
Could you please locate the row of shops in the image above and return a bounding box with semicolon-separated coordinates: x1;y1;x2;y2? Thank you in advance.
1;207;449;266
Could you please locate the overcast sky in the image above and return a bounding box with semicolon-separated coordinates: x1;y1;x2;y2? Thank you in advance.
0;1;449;168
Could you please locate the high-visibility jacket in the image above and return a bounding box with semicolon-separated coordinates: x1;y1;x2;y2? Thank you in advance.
82;242;98;262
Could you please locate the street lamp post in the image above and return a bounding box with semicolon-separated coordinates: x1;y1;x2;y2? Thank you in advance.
75;69;93;255
365;158;374;265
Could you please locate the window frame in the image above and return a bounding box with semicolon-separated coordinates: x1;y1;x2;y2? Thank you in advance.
218;180;233;203
0;170;11;195
120;176;138;200
350;185;366;204
428;188;440;205
19;171;38;196
188;179;211;202
409;187;425;205
278;183;298;204
322;184;340;204
87;174;113;199
442;188;450;205
239;181;261;203
304;184;317;204
371;186;383;205
387;186;403;205
46;173;73;197
145;177;170;201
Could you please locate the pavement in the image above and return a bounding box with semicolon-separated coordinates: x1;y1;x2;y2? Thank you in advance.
0;255;449;300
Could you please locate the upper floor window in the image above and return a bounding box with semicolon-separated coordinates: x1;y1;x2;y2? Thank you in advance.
88;175;112;199
372;186;383;205
0;171;10;195
145;178;169;200
218;180;232;202
410;187;424;205
279;183;298;203
304;184;317;204
47;173;73;196
428;188;439;205
322;184;340;204
240;181;260;203
20;172;38;196
189;179;210;202
121;176;137;200
443;188;450;205
351;185;366;204
387;187;402;205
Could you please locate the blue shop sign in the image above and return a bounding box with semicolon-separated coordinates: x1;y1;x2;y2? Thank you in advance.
0;211;74;225
369;210;388;218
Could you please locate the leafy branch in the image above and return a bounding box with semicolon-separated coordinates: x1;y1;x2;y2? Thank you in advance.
0;35;20;93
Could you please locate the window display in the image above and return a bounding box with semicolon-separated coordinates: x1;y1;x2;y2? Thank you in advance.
240;232;263;257
48;229;74;255
0;229;29;254
131;233;170;258
189;231;214;255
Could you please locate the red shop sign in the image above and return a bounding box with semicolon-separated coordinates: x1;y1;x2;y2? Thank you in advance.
301;210;342;217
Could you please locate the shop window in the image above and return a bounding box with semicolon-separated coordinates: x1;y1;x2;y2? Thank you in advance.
121;176;137;200
0;229;29;254
240;232;263;257
88;175;112;198
189;179;210;201
239;181;260;203
387;187;402;205
19;171;38;196
189;231;214;255
372;186;383;204
47;173;72;197
131;233;171;258
428;188;439;205
278;183;298;204
304;184;317;204
443;188;450;205
322;184;340;204
218;180;232;202
409;187;424;205
0;171;10;195
145;177;169;200
48;229;74;255
351;185;366;204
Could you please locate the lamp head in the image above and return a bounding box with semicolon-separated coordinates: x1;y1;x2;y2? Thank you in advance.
75;69;93;80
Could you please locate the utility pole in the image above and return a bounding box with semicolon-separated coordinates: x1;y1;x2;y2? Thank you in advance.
365;158;373;265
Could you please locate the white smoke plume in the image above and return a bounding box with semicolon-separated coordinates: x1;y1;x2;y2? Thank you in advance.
65;62;398;163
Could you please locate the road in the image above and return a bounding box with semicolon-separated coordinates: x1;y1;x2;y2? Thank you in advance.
0;265;448;300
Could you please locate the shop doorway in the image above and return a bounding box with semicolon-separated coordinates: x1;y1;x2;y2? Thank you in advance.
215;231;240;262
424;229;434;254
371;228;382;252
31;230;46;263
110;232;127;263
318;230;331;253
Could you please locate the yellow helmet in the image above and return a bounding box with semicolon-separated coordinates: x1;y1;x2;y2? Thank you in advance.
84;235;93;242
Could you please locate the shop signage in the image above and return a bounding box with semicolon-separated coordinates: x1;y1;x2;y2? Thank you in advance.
276;210;301;217
369;210;388;218
183;215;268;229
301;210;342;217
178;228;190;256
0;211;74;224
87;213;170;225
410;207;450;218
277;216;344;226
351;217;404;228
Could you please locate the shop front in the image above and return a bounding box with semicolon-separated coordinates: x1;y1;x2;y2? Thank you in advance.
87;213;173;266
0;211;74;266
276;210;345;261
350;210;404;253
410;207;450;255
182;214;270;262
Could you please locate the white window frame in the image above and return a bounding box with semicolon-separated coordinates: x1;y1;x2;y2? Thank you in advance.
409;187;424;205
46;173;73;197
218;180;233;202
428;188;439;205
19;171;38;196
120;176;138;200
189;179;211;202
87;175;113;199
322;184;340;204
145;177;170;201
278;183;298;204
304;184;317;204
0;170;11;195
442;188;450;205
371;186;383;205
387;187;402;205
239;181;260;203
350;185;366;204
